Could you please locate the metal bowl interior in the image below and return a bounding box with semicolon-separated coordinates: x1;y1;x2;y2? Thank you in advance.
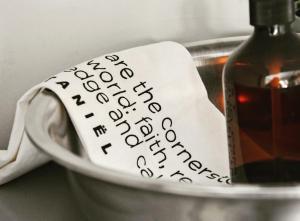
25;37;300;201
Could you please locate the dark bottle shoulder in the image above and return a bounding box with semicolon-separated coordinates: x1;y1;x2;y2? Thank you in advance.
226;33;300;67
223;33;300;87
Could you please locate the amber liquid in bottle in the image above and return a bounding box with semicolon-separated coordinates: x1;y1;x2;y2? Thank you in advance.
223;0;300;184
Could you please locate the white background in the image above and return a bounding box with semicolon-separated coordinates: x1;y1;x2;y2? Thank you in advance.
0;0;252;149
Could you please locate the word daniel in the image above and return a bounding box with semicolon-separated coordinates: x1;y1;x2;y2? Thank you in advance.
48;54;230;185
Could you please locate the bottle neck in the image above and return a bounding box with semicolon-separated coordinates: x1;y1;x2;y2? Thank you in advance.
253;23;293;37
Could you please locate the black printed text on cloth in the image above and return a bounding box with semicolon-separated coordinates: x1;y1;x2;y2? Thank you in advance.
0;42;230;185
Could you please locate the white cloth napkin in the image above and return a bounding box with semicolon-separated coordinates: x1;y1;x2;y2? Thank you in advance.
0;42;230;186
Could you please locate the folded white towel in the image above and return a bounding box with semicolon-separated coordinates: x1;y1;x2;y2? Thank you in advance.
0;42;230;185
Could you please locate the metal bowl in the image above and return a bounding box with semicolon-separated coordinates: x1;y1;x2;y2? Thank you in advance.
25;37;300;221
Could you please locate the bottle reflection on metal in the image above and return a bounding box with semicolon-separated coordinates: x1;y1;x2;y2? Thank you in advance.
263;70;300;88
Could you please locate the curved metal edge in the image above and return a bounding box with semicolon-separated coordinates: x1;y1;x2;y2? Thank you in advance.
25;37;300;200
184;36;248;65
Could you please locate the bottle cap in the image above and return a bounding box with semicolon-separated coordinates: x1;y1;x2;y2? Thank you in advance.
250;0;295;26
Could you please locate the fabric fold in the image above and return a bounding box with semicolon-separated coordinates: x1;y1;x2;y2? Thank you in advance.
0;42;230;186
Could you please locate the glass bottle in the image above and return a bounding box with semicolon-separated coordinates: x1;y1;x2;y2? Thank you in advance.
223;0;300;184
